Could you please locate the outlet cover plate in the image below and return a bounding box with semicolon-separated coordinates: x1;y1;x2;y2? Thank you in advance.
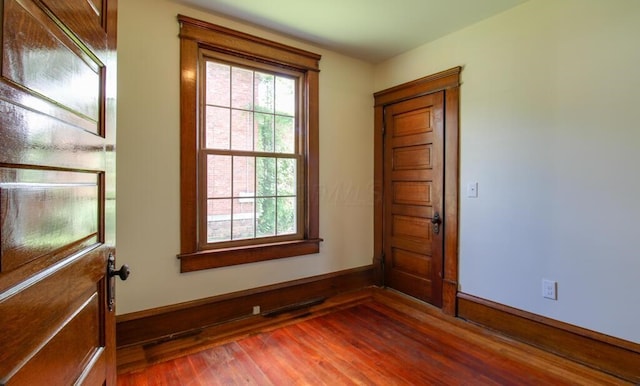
542;279;557;300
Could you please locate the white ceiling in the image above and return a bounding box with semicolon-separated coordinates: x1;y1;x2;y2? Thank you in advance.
176;0;528;63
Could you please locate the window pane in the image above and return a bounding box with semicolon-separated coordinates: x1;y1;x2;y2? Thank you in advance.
232;199;254;240
256;197;275;237
206;62;230;107
254;113;274;152
277;197;296;235
256;157;276;196
207;155;231;198
231;109;253;151
233;156;255;197
254;72;274;113
231;67;253;110
205;106;230;150
207;199;231;242
277;158;296;196
275;115;295;154
275;76;295;116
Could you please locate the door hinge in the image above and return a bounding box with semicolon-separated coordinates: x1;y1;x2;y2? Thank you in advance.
380;252;386;288
382;108;387;136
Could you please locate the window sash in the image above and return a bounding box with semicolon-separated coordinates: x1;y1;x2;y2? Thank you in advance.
198;152;304;249
197;56;305;250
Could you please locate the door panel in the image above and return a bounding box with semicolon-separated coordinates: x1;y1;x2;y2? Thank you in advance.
0;0;117;384
0;169;100;271
384;93;444;306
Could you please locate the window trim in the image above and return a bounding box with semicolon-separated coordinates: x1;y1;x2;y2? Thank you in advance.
177;15;322;272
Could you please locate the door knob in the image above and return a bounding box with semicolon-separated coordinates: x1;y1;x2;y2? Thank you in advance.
108;261;130;281
431;212;442;235
107;253;130;311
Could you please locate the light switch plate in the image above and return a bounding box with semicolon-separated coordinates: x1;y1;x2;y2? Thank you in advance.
467;182;478;198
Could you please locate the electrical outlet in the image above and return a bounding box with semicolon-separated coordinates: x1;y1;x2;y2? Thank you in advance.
252;305;261;315
542;279;557;300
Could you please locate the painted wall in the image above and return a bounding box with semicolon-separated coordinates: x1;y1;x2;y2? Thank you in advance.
375;0;640;343
116;0;374;314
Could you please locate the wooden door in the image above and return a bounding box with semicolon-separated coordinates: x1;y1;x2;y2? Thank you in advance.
0;0;118;384
383;92;444;306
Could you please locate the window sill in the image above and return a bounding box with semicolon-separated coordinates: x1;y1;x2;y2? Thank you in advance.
177;238;323;273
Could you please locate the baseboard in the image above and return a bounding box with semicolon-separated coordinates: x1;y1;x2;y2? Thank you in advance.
457;293;640;383
116;265;375;349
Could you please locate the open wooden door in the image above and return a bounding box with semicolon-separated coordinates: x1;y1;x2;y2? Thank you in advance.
0;0;120;384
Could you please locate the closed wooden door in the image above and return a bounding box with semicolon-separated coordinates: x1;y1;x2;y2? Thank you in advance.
383;92;444;306
0;0;119;384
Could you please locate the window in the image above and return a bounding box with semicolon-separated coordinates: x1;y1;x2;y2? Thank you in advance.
203;59;301;245
178;15;322;272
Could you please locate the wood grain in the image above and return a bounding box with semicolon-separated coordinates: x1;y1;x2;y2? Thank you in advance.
0;169;99;272
3;0;102;123
373;67;460;314
116;266;375;352
0;0;118;383
118;288;630;385
382;93;443;307
178;15;320;71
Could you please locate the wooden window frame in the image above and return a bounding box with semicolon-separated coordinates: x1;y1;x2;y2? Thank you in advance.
177;15;322;272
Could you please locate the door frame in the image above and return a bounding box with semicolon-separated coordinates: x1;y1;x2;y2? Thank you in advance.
373;67;461;315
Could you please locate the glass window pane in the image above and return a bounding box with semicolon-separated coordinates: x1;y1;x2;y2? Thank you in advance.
233;156;255;197
256;197;276;237
207;199;231;242
207;155;231;198
254;72;274;113
275;115;295;154
256;157;276;196
231;109;253;151
232;199;254;240
205;106;230;150
275;76;295;116
276;197;296;235
277;158;296;196
206;62;230;107
201;60;305;246
254;113;274;152
231;67;253;110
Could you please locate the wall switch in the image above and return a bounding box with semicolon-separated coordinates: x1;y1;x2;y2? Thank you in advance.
467;182;478;198
252;305;261;315
542;279;557;300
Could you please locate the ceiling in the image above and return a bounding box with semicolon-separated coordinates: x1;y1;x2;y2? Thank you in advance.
176;0;528;63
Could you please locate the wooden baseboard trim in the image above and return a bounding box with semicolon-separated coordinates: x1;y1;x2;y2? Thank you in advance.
457;292;640;383
116;265;375;349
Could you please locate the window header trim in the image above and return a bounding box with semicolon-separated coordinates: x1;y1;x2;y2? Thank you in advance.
178;15;321;73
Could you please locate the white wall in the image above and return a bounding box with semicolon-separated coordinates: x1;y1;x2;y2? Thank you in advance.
116;0;374;314
375;0;640;343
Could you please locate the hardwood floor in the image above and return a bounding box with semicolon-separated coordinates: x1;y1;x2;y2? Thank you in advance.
117;290;630;385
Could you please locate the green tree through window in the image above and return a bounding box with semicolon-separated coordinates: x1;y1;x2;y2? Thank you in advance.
204;61;298;244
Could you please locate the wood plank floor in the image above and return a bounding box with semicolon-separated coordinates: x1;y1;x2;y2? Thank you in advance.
117;291;630;385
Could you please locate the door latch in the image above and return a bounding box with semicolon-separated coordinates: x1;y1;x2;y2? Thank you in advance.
431;212;442;235
107;253;130;312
